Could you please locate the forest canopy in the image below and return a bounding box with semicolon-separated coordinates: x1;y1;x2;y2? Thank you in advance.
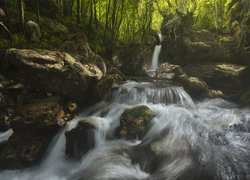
0;0;249;57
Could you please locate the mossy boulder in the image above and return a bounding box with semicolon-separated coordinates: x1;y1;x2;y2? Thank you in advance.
178;76;209;99
4;48;104;102
65;120;97;159
10;96;65;131
116;105;155;140
25;21;41;42
155;63;184;79
206;89;224;99
96;73;124;99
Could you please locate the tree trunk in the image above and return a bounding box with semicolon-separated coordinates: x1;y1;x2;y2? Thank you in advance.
17;0;25;32
77;0;81;23
37;1;40;23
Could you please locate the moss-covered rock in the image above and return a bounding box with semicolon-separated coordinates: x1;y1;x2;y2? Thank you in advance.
10;96;65;131
178;76;209;99
183;63;246;92
206;89;224;99
155;63;184;79
25;21;41;42
96;73;124;99
4;48;103;102
116;105;155;140
65;120;97;159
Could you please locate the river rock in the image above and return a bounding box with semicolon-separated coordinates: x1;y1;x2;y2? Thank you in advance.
4;48;104;102
160;29;246;64
239;89;250;106
25;21;41;42
183;63;246;92
0;130;55;169
178;76;209;98
65;120;97;159
116;105;155;140
60;33;107;75
10;96;65;131
0;75;25;132
155;63;184;79
96;73;124;99
239;66;250;87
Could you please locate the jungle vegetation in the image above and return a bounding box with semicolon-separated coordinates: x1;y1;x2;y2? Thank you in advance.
0;0;249;57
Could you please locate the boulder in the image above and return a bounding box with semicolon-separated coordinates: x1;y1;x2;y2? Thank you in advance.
183;63;246;92
40;18;68;36
0;75;25;132
96;73;124;99
0;95;69;169
60;33;107;75
160;29;246;64
0;130;54;169
25;21;41;42
10;96;65;131
4;48;104;102
155;63;184;79
116;105;155;140
206;89;224;99
65;120;97;159
178;76;209;98
239;66;250;87
239;89;250;106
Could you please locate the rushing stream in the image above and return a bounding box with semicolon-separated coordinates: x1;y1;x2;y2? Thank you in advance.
0;81;250;180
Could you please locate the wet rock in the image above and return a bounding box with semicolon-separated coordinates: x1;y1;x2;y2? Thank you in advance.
239;89;250;106
65;120;97;159
155;63;184;79
0;130;55;169
60;33;107;75
10;96;65;131
160;29;245;64
25;21;41;42
178;76;209;98
116;105;155;140
4;48;104;102
205;89;224;99
0;75;25;132
183;63;246;92
96;73;124;99
239;66;250;87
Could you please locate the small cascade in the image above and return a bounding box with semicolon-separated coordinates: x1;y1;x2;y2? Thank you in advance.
148;34;162;77
107;81;196;109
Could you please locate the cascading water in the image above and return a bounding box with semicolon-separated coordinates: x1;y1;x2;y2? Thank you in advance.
150;34;162;71
1;81;250;180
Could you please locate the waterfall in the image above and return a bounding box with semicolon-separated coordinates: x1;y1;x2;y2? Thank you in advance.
1;81;250;180
150;34;162;71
